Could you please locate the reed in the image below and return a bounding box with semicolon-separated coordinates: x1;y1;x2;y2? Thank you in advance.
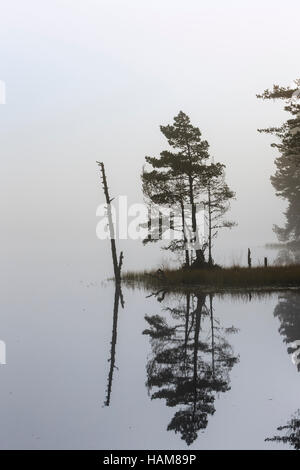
121;264;300;292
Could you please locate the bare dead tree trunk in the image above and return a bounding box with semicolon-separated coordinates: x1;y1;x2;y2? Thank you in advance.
97;161;122;283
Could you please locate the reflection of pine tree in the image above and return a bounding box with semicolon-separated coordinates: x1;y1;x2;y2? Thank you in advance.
267;294;300;448
274;292;300;371
143;292;239;445
266;410;300;450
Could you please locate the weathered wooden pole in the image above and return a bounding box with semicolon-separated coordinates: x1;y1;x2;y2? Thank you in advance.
248;248;252;268
264;257;268;267
96;161;122;283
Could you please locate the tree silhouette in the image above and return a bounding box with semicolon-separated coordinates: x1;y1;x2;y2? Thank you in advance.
257;80;300;246
142;111;233;268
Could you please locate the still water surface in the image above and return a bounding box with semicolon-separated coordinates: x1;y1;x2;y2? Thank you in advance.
0;257;299;449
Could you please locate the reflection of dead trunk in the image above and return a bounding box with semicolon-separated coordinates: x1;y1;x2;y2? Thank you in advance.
105;284;124;406
97;161;122;283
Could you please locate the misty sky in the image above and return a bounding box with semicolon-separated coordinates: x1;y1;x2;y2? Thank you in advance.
0;0;299;274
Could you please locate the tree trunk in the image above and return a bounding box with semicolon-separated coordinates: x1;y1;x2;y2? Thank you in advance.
97;161;122;283
188;176;205;267
181;202;190;267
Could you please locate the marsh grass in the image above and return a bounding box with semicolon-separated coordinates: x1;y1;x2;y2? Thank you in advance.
121;264;300;293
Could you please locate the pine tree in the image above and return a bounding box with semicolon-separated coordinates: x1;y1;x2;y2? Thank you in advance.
257;80;300;245
142;111;219;267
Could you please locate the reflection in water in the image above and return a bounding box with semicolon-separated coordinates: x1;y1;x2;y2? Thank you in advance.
101;286;300;448
266;292;300;449
266;410;300;450
274;292;300;371
104;284;124;406
143;292;239;445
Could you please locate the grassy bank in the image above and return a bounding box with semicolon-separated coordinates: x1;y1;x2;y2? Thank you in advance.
122;264;300;292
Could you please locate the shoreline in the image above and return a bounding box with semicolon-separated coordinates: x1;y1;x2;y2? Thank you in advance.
122;281;300;295
121;265;300;294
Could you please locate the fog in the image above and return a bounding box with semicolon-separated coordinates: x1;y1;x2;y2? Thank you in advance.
0;0;298;275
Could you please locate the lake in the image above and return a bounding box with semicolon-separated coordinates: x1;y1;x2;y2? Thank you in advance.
0;255;299;449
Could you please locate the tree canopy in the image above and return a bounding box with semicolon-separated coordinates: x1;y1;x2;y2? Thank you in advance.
142;111;235;267
257;80;300;245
